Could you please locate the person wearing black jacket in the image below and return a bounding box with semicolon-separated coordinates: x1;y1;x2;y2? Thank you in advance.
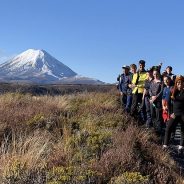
163;76;184;155
142;68;153;128
149;69;164;133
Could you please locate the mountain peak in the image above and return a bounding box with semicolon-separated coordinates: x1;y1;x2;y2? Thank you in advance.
21;48;45;53
22;48;42;53
0;48;77;80
16;49;45;62
22;48;49;55
0;49;104;84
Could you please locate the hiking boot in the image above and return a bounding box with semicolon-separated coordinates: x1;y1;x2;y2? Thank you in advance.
162;145;169;152
178;148;184;158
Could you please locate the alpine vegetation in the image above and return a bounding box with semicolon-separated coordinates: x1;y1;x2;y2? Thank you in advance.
0;87;183;184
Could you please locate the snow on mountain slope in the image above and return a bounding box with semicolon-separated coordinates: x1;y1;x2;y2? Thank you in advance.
0;49;77;79
0;49;104;84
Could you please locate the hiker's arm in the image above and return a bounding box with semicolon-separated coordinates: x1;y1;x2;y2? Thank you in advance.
137;83;145;88
142;88;146;100
129;74;137;88
156;83;164;99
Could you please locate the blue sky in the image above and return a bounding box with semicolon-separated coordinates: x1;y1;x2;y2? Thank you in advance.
0;0;184;83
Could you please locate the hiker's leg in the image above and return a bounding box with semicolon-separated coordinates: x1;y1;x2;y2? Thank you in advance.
150;103;156;128
164;117;178;146
155;101;163;133
145;96;152;127
126;95;132;113
120;93;126;109
130;93;138;116
180;115;184;147
137;93;145;122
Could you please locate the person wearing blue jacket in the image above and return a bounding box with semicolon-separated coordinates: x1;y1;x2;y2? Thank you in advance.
162;76;173;117
118;65;132;112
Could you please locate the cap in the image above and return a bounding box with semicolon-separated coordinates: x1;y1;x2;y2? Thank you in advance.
139;60;146;64
122;65;130;69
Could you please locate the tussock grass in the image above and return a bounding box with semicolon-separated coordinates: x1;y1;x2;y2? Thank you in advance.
0;93;69;131
0;91;183;183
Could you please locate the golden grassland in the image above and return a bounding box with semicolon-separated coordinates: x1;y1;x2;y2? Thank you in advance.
0;89;183;184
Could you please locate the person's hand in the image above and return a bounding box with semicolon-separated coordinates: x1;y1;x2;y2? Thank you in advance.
128;84;135;88
163;106;168;111
151;96;157;102
131;84;136;88
170;113;176;119
120;92;123;96
128;84;132;88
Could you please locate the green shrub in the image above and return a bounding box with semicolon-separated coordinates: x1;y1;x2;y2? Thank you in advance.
26;113;45;127
111;172;149;184
2;159;26;183
47;166;98;184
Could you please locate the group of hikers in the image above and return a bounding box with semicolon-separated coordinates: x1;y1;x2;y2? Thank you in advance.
117;60;184;155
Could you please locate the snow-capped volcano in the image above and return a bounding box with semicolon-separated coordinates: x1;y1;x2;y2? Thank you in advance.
0;49;104;84
0;49;76;80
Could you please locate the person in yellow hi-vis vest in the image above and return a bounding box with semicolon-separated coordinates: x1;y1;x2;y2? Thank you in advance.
130;60;147;120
